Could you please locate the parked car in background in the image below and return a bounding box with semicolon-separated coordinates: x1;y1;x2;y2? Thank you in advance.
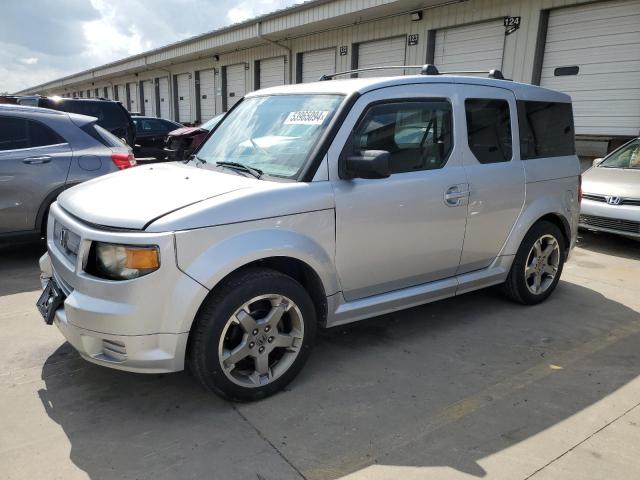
38;70;580;401
132;116;182;161
0;105;135;241
164;114;223;161
580;137;640;239
7;96;136;147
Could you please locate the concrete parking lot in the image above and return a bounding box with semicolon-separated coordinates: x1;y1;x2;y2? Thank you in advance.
1;232;639;480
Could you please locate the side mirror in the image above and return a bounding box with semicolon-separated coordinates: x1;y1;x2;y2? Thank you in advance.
343;150;391;179
592;157;603;167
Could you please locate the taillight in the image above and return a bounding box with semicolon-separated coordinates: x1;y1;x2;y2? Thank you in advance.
578;174;582;204
111;152;136;170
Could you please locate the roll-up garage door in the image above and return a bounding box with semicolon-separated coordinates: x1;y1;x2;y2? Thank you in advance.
258;56;285;89
176;73;192;123
540;0;640;137
434;20;505;72
301;48;335;83
199;69;216;121
127;82;138;112
225;64;246;111
116;85;126;106
142;80;156;117
357;36;406;78
158;77;171;119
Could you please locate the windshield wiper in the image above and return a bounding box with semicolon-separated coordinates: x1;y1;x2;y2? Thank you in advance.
215;161;263;179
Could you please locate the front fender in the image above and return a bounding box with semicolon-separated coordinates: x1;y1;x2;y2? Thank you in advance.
173;210;337;331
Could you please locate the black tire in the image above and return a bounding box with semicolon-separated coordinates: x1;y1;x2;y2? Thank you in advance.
188;267;317;401
502;220;566;305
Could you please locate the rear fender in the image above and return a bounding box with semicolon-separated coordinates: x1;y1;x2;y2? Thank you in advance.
501;179;577;256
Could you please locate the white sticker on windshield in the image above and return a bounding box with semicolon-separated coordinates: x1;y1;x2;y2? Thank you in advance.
284;110;329;125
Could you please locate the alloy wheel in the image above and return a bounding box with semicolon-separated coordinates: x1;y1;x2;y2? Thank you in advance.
524;234;561;295
217;294;304;387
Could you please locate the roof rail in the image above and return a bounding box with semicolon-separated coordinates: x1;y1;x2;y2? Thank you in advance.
319;65;426;80
319;64;508;81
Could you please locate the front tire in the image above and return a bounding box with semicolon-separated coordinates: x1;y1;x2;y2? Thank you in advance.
188;268;317;401
502;221;565;305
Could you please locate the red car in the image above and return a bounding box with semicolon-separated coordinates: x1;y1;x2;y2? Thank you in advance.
164;114;223;161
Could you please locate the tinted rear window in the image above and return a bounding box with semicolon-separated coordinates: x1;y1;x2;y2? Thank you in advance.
517;101;575;159
81;123;125;148
465;99;512;164
46;100;128;130
0;116;64;150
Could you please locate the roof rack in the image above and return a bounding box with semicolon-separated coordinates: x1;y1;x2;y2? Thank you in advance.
319;64;507;81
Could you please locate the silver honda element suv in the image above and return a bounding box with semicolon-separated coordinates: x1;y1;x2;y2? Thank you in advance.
38;66;581;400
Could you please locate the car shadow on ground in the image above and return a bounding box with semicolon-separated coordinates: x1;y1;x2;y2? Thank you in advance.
0;240;45;296
37;278;640;480
577;230;640;261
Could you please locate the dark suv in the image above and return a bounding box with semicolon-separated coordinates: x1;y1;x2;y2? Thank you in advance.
12;97;136;147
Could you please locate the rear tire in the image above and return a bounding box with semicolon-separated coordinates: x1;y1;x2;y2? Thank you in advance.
502;221;565;305
188;268;316;401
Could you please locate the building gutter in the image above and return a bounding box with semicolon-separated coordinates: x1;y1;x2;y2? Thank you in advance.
256;21;292;84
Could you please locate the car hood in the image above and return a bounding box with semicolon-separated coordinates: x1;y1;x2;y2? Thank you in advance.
582;166;640;198
167;126;206;137
57;163;257;229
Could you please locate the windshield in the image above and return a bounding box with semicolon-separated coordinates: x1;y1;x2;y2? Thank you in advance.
196;94;344;178
201;114;224;131
600;139;640;169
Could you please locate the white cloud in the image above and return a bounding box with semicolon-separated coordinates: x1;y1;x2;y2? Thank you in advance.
1;0;300;94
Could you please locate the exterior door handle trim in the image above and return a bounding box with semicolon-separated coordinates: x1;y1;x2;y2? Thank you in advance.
23;156;52;165
444;185;470;207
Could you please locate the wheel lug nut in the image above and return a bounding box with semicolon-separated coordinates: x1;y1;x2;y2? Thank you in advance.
264;326;271;332
268;336;274;343
249;342;255;348
258;346;265;353
252;329;258;335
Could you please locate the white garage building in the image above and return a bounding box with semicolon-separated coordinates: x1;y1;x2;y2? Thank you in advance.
17;0;640;156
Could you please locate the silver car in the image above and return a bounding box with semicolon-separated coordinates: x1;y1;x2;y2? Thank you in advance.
580;138;640;239
0;105;135;241
38;71;581;400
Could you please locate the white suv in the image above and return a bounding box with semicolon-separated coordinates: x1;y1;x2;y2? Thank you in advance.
38;67;581;400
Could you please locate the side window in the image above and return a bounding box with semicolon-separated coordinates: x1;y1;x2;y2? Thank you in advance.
0;116;28;150
465;98;512;164
142;119;166;131
348;100;453;174
0;117;63;151
28;120;65;147
518;101;575;159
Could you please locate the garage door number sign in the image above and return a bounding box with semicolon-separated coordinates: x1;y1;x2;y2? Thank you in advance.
504;16;521;35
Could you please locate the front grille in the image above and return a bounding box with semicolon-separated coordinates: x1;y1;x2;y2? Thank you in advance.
53;220;81;262
168;138;184;150
580;214;640;235
582;193;640;206
582;194;606;202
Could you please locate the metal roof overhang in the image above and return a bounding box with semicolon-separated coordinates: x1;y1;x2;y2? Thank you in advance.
16;0;463;94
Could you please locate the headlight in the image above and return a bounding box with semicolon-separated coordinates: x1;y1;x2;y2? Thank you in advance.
92;242;160;280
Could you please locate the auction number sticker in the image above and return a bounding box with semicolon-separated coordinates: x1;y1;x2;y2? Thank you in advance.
284;111;329;125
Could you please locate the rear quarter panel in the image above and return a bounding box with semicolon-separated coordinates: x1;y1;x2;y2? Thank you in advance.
502;155;581;256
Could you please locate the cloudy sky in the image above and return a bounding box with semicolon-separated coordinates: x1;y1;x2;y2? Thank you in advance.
0;0;299;93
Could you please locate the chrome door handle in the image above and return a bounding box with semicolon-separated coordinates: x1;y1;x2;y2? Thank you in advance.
444;185;470;207
23;156;51;165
